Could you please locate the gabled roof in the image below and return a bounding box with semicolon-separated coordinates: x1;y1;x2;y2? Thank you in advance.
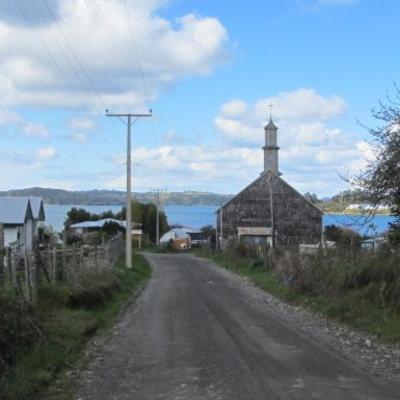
29;197;45;221
160;227;201;242
70;218;125;229
0;197;33;225
217;172;323;215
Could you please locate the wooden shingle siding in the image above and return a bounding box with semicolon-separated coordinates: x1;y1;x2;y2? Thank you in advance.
217;173;322;247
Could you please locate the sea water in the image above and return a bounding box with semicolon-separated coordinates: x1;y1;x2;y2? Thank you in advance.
44;204;396;235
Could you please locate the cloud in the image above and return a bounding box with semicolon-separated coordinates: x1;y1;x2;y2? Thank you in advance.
212;88;369;195
0;0;229;109
220;99;247;118
161;130;180;144
23;121;49;138
0;109;21;125
102;139;366;196
68;132;88;143
36;146;57;160
68;117;95;131
215;88;346;145
0;108;50;138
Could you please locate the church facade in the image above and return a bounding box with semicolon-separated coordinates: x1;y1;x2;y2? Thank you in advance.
216;118;322;248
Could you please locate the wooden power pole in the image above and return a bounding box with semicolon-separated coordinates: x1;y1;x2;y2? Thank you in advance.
106;110;152;268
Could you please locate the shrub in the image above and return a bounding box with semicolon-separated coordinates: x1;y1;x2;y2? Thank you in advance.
0;293;41;374
68;270;121;308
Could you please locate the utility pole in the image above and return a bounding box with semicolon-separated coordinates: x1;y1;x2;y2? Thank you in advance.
150;187;166;246
267;172;275;268
219;206;223;249
106;110;152;268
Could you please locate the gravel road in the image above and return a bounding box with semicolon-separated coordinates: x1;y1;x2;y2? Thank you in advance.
73;253;400;400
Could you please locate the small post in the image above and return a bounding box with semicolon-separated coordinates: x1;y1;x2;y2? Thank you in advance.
105;242;109;269
79;246;84;272
11;251;17;287
94;245;98;269
61;245;66;280
52;247;57;283
24;251;32;301
30;251;37;302
6;248;12;285
219;207;223;250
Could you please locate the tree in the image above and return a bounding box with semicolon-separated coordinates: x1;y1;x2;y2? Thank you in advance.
121;200;170;243
64;207;92;229
355;85;400;245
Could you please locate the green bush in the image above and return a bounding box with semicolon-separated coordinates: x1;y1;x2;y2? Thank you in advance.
0;293;41;375
68;270;121;308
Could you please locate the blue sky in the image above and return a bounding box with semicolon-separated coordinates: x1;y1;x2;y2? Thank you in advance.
0;0;399;196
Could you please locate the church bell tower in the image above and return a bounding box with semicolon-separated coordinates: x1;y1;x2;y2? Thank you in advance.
263;116;280;175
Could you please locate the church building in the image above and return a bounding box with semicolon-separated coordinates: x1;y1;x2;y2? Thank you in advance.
216;116;323;248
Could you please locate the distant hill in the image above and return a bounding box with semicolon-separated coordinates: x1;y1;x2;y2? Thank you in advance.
0;187;233;206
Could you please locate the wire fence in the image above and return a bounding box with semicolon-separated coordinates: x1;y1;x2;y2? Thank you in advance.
0;234;125;301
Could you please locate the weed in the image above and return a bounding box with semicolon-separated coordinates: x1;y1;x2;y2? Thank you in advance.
0;253;151;400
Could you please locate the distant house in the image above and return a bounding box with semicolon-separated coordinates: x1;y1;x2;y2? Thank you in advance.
160;227;202;250
70;218;126;235
0;197;35;251
70;218;142;246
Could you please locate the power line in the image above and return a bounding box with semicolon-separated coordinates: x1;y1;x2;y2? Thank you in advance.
42;0;122;148
35;0;123;152
17;0;123;153
124;0;166;184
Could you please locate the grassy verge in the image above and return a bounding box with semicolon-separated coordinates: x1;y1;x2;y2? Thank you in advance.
195;248;400;344
0;253;151;400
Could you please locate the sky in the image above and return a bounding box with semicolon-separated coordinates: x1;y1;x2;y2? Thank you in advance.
0;0;399;196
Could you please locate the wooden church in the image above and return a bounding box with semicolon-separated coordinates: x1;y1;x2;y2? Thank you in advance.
216;116;323;248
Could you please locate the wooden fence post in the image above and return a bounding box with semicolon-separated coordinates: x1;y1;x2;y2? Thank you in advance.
79;246;84;272
52;247;57;283
11;250;17;288
30;251;37;301
62;246;66;280
24;251;32;301
94;245;98;269
105;242;109;269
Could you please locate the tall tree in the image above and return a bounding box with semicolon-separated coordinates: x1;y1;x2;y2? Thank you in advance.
356;85;400;244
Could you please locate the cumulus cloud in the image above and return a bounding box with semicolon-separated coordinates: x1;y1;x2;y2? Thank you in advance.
0;108;50;138
23;121;49;138
212;88;369;195
36;146;57;160
215;88;346;145
104;144;263;192
0;0;229;109
68;131;88;143
68;117;95;131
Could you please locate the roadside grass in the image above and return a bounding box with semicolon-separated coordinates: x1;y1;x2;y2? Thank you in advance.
194;248;400;344
0;253;151;400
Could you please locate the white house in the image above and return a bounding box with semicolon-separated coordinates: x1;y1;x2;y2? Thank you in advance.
0;197;35;250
